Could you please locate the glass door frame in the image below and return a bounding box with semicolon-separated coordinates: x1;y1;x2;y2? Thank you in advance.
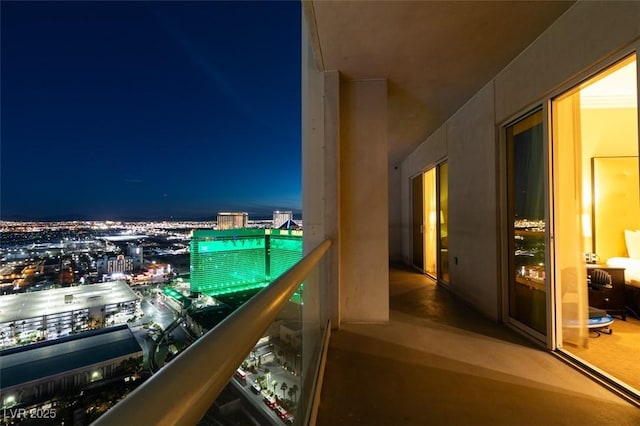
500;104;555;348
437;161;449;285
501;47;640;353
549;49;640;358
411;160;448;283
411;173;424;271
550;51;639;357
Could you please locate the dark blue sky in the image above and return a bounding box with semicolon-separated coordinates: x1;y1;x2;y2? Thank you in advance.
1;1;301;221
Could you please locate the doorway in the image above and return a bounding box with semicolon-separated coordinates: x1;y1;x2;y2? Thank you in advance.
551;54;639;395
412;174;424;271
411;163;449;283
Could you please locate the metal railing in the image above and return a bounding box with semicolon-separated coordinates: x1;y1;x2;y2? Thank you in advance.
93;239;331;426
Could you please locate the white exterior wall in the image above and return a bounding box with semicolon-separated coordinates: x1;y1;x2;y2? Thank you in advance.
400;1;640;321
495;1;640;122
339;79;389;323
446;82;498;319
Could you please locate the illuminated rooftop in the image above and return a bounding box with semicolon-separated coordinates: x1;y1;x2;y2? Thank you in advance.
0;281;137;323
0;324;142;389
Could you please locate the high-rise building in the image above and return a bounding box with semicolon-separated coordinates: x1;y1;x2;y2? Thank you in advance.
107;255;134;275
269;229;303;278
97;254;134;276
272;210;293;229
216;212;248;230
128;244;144;270
190;228;302;296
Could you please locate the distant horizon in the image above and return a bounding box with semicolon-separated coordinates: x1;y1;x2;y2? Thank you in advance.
0;208;303;223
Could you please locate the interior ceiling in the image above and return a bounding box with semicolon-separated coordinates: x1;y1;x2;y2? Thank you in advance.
306;1;576;165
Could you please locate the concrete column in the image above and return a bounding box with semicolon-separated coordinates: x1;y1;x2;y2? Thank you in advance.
302;23;340;328
339;78;389;324
302;20;388;326
323;71;341;327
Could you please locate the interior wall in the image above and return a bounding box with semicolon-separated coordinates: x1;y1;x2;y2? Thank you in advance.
592;157;640;260
581;108;638;158
581;107;638;256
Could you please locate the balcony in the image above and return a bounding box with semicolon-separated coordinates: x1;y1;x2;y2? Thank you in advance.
315;265;640;425
93;241;640;425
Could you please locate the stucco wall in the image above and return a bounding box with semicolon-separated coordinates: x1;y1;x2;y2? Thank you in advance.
340;79;389;323
446;82;498;319
495;1;640;122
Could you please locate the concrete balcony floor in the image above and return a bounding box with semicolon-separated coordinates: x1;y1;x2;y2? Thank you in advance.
316;264;640;426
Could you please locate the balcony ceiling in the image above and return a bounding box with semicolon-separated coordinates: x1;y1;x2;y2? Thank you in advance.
305;0;575;164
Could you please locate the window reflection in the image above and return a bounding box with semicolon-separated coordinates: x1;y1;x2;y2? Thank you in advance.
507;110;547;335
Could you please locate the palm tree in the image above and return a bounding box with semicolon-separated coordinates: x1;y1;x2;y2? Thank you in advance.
288;387;294;402
280;382;288;399
271;380;278;395
290;384;299;403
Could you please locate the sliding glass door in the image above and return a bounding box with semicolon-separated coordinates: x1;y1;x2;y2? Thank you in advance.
552;55;639;394
423;168;437;278
439;162;449;284
412;174;424;271
503;53;639;397
506;110;548;336
412;162;449;283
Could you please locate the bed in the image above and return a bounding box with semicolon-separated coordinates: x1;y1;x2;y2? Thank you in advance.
606;230;640;317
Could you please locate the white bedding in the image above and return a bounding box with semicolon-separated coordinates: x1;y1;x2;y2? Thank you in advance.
607;257;640;288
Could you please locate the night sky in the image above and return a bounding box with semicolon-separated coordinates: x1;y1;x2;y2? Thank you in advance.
1;1;301;221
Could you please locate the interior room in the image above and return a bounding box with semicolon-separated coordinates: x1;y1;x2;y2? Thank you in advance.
555;55;640;393
415;162;449;284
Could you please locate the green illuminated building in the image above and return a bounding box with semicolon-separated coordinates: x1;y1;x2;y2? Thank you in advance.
190;228;303;297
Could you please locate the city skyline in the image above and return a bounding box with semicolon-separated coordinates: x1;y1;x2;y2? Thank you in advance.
1;1;302;221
